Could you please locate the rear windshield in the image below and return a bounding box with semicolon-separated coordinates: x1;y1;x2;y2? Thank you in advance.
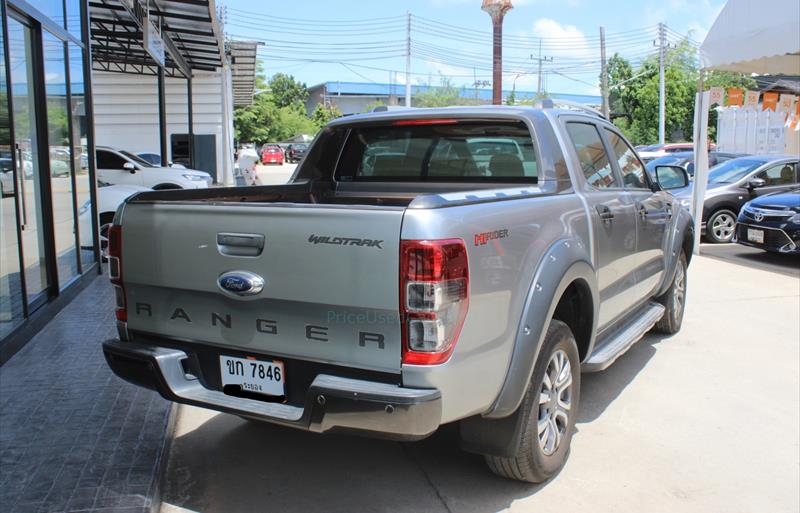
335;121;537;182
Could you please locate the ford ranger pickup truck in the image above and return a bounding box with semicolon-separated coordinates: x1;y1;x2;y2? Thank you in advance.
102;105;694;483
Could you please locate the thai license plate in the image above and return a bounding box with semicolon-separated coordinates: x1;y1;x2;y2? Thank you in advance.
220;355;285;396
747;228;764;244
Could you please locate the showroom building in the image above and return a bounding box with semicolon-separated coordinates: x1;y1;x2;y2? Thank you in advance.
0;0;244;362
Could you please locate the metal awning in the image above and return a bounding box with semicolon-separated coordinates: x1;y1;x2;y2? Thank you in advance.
89;0;225;77
228;40;260;106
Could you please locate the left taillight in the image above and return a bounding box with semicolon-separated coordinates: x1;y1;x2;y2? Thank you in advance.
108;225;126;322
400;239;469;365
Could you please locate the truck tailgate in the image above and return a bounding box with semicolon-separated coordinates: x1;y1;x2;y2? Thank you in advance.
120;203;404;373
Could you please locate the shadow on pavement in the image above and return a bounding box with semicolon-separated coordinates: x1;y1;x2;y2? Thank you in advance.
161;333;672;513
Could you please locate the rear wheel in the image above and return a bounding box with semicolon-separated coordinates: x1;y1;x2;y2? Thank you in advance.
98;213;114;261
485;319;580;483
706;209;736;243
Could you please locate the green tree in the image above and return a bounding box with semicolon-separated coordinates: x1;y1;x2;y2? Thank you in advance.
413;77;462;107
311;103;343;129
268;73;308;109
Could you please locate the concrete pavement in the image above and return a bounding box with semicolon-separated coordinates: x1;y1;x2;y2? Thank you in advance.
158;255;799;513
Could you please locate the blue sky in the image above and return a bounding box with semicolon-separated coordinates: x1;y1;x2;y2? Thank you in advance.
221;0;725;95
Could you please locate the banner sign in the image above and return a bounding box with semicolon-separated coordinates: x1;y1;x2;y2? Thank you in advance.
726;88;743;107
744;90;760;109
143;14;165;67
708;87;725;106
778;94;796;113
762;92;779;111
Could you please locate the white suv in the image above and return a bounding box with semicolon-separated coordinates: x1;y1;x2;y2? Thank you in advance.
96;147;212;189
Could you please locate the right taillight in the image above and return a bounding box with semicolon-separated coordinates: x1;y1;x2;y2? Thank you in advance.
400;239;469;365
108;225;127;322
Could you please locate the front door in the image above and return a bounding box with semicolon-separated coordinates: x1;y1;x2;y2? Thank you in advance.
7;16;50;310
603;128;669;301
752;161;799;197
96;149;142;186
563;120;639;329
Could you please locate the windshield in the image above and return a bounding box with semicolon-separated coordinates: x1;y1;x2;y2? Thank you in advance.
645;155;683;172
120;150;155;167
708;159;764;184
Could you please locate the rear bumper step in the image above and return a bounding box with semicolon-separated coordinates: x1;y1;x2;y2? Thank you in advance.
103;339;441;441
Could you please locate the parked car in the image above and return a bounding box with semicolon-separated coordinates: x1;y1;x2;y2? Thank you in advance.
137;152;187;169
102;105;694;484
96;147;212;189
260;145;284;165
734;187;800;253
0;158;14;197
673;155;799;243
285;143;308;163
78;180;150;258
645;151;746;178
638;142;717;163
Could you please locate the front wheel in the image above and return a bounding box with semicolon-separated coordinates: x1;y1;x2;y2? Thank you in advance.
485;319;580;483
654;252;688;334
706;209;736;243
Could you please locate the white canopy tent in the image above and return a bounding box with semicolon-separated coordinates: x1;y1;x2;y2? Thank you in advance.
690;0;800;253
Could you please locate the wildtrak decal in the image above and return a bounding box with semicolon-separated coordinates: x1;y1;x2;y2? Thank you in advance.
308;234;384;249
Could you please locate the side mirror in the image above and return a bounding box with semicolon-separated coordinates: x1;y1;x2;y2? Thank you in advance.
123;162;136;173
654;165;689;190
747;177;766;189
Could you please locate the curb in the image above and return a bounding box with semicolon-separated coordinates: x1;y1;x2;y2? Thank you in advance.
150;402;179;513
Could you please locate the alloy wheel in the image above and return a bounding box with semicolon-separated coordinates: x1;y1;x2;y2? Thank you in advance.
711;212;735;242
537;349;573;456
673;260;686;321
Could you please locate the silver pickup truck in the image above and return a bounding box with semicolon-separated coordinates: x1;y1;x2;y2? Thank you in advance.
103;105;694;483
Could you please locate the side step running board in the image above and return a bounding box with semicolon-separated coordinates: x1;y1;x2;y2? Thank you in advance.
583;302;665;372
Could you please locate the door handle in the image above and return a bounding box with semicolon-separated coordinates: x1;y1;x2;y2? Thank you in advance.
217;232;265;257
16;145;27;229
596;204;614;222
637;205;648;220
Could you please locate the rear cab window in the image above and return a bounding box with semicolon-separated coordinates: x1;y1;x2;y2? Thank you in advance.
335;120;538;183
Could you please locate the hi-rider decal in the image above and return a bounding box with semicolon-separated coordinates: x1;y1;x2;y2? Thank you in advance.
474;229;509;246
308;234;384;249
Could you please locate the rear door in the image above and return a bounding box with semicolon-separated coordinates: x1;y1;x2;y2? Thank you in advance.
563;120;640;329
121;203;404;373
603;127;669;301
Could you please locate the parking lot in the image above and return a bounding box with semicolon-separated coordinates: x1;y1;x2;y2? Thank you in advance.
158;254;799;513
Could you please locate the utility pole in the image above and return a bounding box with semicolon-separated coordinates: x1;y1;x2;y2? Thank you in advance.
656;22;667;144
599;26;610;119
532;39;553;97
405;11;411;107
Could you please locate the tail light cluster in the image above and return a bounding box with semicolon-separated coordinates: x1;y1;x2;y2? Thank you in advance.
108;225;127;322
400;239;469;365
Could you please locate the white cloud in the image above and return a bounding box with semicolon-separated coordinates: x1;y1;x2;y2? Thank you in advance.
530;18;593;59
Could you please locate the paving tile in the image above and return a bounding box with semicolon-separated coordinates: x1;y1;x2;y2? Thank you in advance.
0;277;171;513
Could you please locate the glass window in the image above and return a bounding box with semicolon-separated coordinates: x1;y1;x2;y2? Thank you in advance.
757;163;798;186
565;122;618;189
24;0;65;28
335;121;537;182
605;129;648;189
0;16;25;339
65;0;82;38
97;150;127;169
68;42;94;268
43;31;80;286
708;159;764;184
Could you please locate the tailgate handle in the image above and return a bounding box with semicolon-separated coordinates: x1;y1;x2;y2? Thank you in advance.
217;232;265;257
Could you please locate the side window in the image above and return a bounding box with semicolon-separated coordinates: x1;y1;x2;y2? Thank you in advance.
96;150;127;169
565;122;619;189
604;129;648;189
757;163;797;186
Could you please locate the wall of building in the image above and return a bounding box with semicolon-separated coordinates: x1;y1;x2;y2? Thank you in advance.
92;70;232;183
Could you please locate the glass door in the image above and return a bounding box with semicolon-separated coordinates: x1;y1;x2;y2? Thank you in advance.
7;16;49;309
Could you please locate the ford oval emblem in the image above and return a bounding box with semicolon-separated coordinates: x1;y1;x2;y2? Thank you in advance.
217;271;264;296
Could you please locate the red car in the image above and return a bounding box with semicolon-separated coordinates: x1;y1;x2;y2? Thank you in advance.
260;145;284;165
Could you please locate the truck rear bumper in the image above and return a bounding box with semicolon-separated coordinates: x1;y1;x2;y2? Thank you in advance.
103;339;441;441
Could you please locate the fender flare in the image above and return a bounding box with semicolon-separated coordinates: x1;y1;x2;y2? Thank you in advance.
656;206;694;297
485;238;598;419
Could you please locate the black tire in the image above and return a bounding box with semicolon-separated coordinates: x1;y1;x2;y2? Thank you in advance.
485;319;581;483
152;183;183;190
705;209;737;243
654;252;688;334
